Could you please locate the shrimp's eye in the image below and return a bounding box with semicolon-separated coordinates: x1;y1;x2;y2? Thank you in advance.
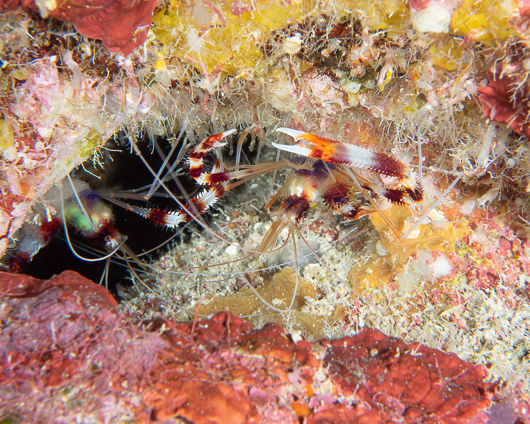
105;235;116;249
105;235;125;250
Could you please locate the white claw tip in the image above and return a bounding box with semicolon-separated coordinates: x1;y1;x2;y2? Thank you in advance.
276;128;306;139
221;129;237;138
271;142;312;157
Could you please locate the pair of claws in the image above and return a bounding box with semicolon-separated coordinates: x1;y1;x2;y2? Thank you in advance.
190;127;422;204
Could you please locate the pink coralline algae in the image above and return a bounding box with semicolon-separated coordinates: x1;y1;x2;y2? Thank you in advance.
409;0;431;11
0;0;157;55
0;271;528;423
460;207;530;295
231;0;252;15
509;0;530;34
477;62;530;139
321;334;492;424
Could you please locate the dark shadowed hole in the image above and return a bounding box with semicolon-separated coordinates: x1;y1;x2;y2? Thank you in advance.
22;133;193;295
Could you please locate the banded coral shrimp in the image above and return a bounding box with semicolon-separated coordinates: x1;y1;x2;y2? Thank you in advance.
98;125;427;333
4;123;429;334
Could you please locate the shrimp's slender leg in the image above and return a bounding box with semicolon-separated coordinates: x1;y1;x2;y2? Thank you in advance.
146;119;190;200
235;124;255;177
238;231;301;314
99;257;111;289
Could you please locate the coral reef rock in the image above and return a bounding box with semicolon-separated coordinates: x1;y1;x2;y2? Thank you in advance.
1;271;528;423
0;0;157;54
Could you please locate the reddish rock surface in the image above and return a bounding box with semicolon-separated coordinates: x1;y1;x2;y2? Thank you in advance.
0;0;157;54
409;0;431;11
477;62;530;139
0;271;528;423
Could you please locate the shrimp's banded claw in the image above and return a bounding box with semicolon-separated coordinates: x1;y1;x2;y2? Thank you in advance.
189;130;275;187
275;128;407;179
104;182;225;229
275;128;423;204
